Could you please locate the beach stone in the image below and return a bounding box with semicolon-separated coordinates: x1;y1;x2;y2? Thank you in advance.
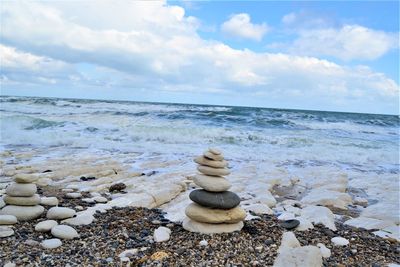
278;232;301;252
0;226;14;238
182;218;243;234
93;196;108;203
301;205;336;231
6;183;37;197
185;203;246;224
0;205;44;221
82;198;96;204
0;198;5;209
47;207;76;220
109;183;126;192
208;147;222;155
189;189;240;209
153;226;171;242
280;219;300;230
65;192;82;199
317;243;331;258
194;156;228;168
0;215;17;225
51;225;79;240
274;245;323;267
41;238;62;249
296;217;314;231
331;237;349;246
40;197;59;206
203;151;224;161
193;174;231;192
199;239;208;246
3;194;41;206
197;165;230;176
62;214;94;226
35;220;58;232
14;173;38;183
301;189;352;210
244;203;274;215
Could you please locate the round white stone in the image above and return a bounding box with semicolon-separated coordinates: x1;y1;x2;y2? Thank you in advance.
331;237;349;246
51;225;79;240
41;238;62;249
6;183;37;197
65;192;82;199
153;226;171;242
40;197;59;206
47;207;76;220
14;173;39;183
193;174;231;192
0;205;44;221
35;220;58;232
0;215;18;225
0;226;14;237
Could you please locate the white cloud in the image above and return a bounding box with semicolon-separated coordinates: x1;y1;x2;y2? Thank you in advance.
290;25;398;61
221;13;269;41
0;1;398;113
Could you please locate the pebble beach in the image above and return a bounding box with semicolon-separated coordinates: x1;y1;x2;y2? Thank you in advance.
1;96;399;266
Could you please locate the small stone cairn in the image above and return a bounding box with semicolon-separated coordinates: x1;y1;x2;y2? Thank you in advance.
0;174;44;221
183;148;246;234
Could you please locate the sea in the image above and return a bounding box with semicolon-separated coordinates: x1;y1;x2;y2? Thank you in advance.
0;95;399;217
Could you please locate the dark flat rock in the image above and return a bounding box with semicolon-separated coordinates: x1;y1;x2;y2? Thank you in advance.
189;190;240;209
280;219;300;230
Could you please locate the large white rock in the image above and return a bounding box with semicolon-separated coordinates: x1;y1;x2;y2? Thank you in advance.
301;205;336;230
296;216;315;231
6;183;37;197
244;204;274;215
254;190;277;208
278;232;301;253
193;174;231;192
344;217;395;230
182;218;243;234
3;194;41;206
47;207;76;220
0;205;44;221
14;173;39;183
153;226;171;242
41;238;62;249
301;189;352;210
331;237;349;246
0;226;14;237
185;203;246;224
0;215;18;225
361;203;400;224
35;220;58;232
51;225;79;240
40;197;59;206
274;246;323;267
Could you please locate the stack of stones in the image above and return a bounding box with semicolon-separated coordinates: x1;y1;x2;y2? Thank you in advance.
183;148;246;234
0;174;44;221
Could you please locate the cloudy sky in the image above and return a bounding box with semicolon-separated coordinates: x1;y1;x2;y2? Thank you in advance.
0;1;399;114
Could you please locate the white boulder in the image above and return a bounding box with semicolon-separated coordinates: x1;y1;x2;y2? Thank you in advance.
301;205;336;230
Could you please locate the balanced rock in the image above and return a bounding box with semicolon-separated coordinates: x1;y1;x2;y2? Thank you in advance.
3;194;41;206
197;165;230;176
35;220;58;232
185;203;246;224
194;156;228;168
0;205;44;221
193;175;231;192
0;215;18;225
183;218;243;234
47;207;76;220
14;173;38;183
204;151;224;161
51;225;79;240
189;190;240;209
6;183;37;197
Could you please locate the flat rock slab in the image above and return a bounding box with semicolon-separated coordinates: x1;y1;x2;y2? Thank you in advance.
189;190;240;209
182;218;243;234
185;203;246;224
0;205;44;221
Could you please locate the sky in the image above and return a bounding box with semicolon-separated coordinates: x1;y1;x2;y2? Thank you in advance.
0;1;399;114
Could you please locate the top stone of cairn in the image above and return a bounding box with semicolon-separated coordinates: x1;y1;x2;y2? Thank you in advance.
208;147;222;155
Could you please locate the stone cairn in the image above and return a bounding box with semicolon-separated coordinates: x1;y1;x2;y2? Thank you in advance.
0;174;44;221
183;148;246;234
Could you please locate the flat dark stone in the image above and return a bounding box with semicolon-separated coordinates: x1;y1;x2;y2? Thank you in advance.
280;219;300;230
189;189;240;209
